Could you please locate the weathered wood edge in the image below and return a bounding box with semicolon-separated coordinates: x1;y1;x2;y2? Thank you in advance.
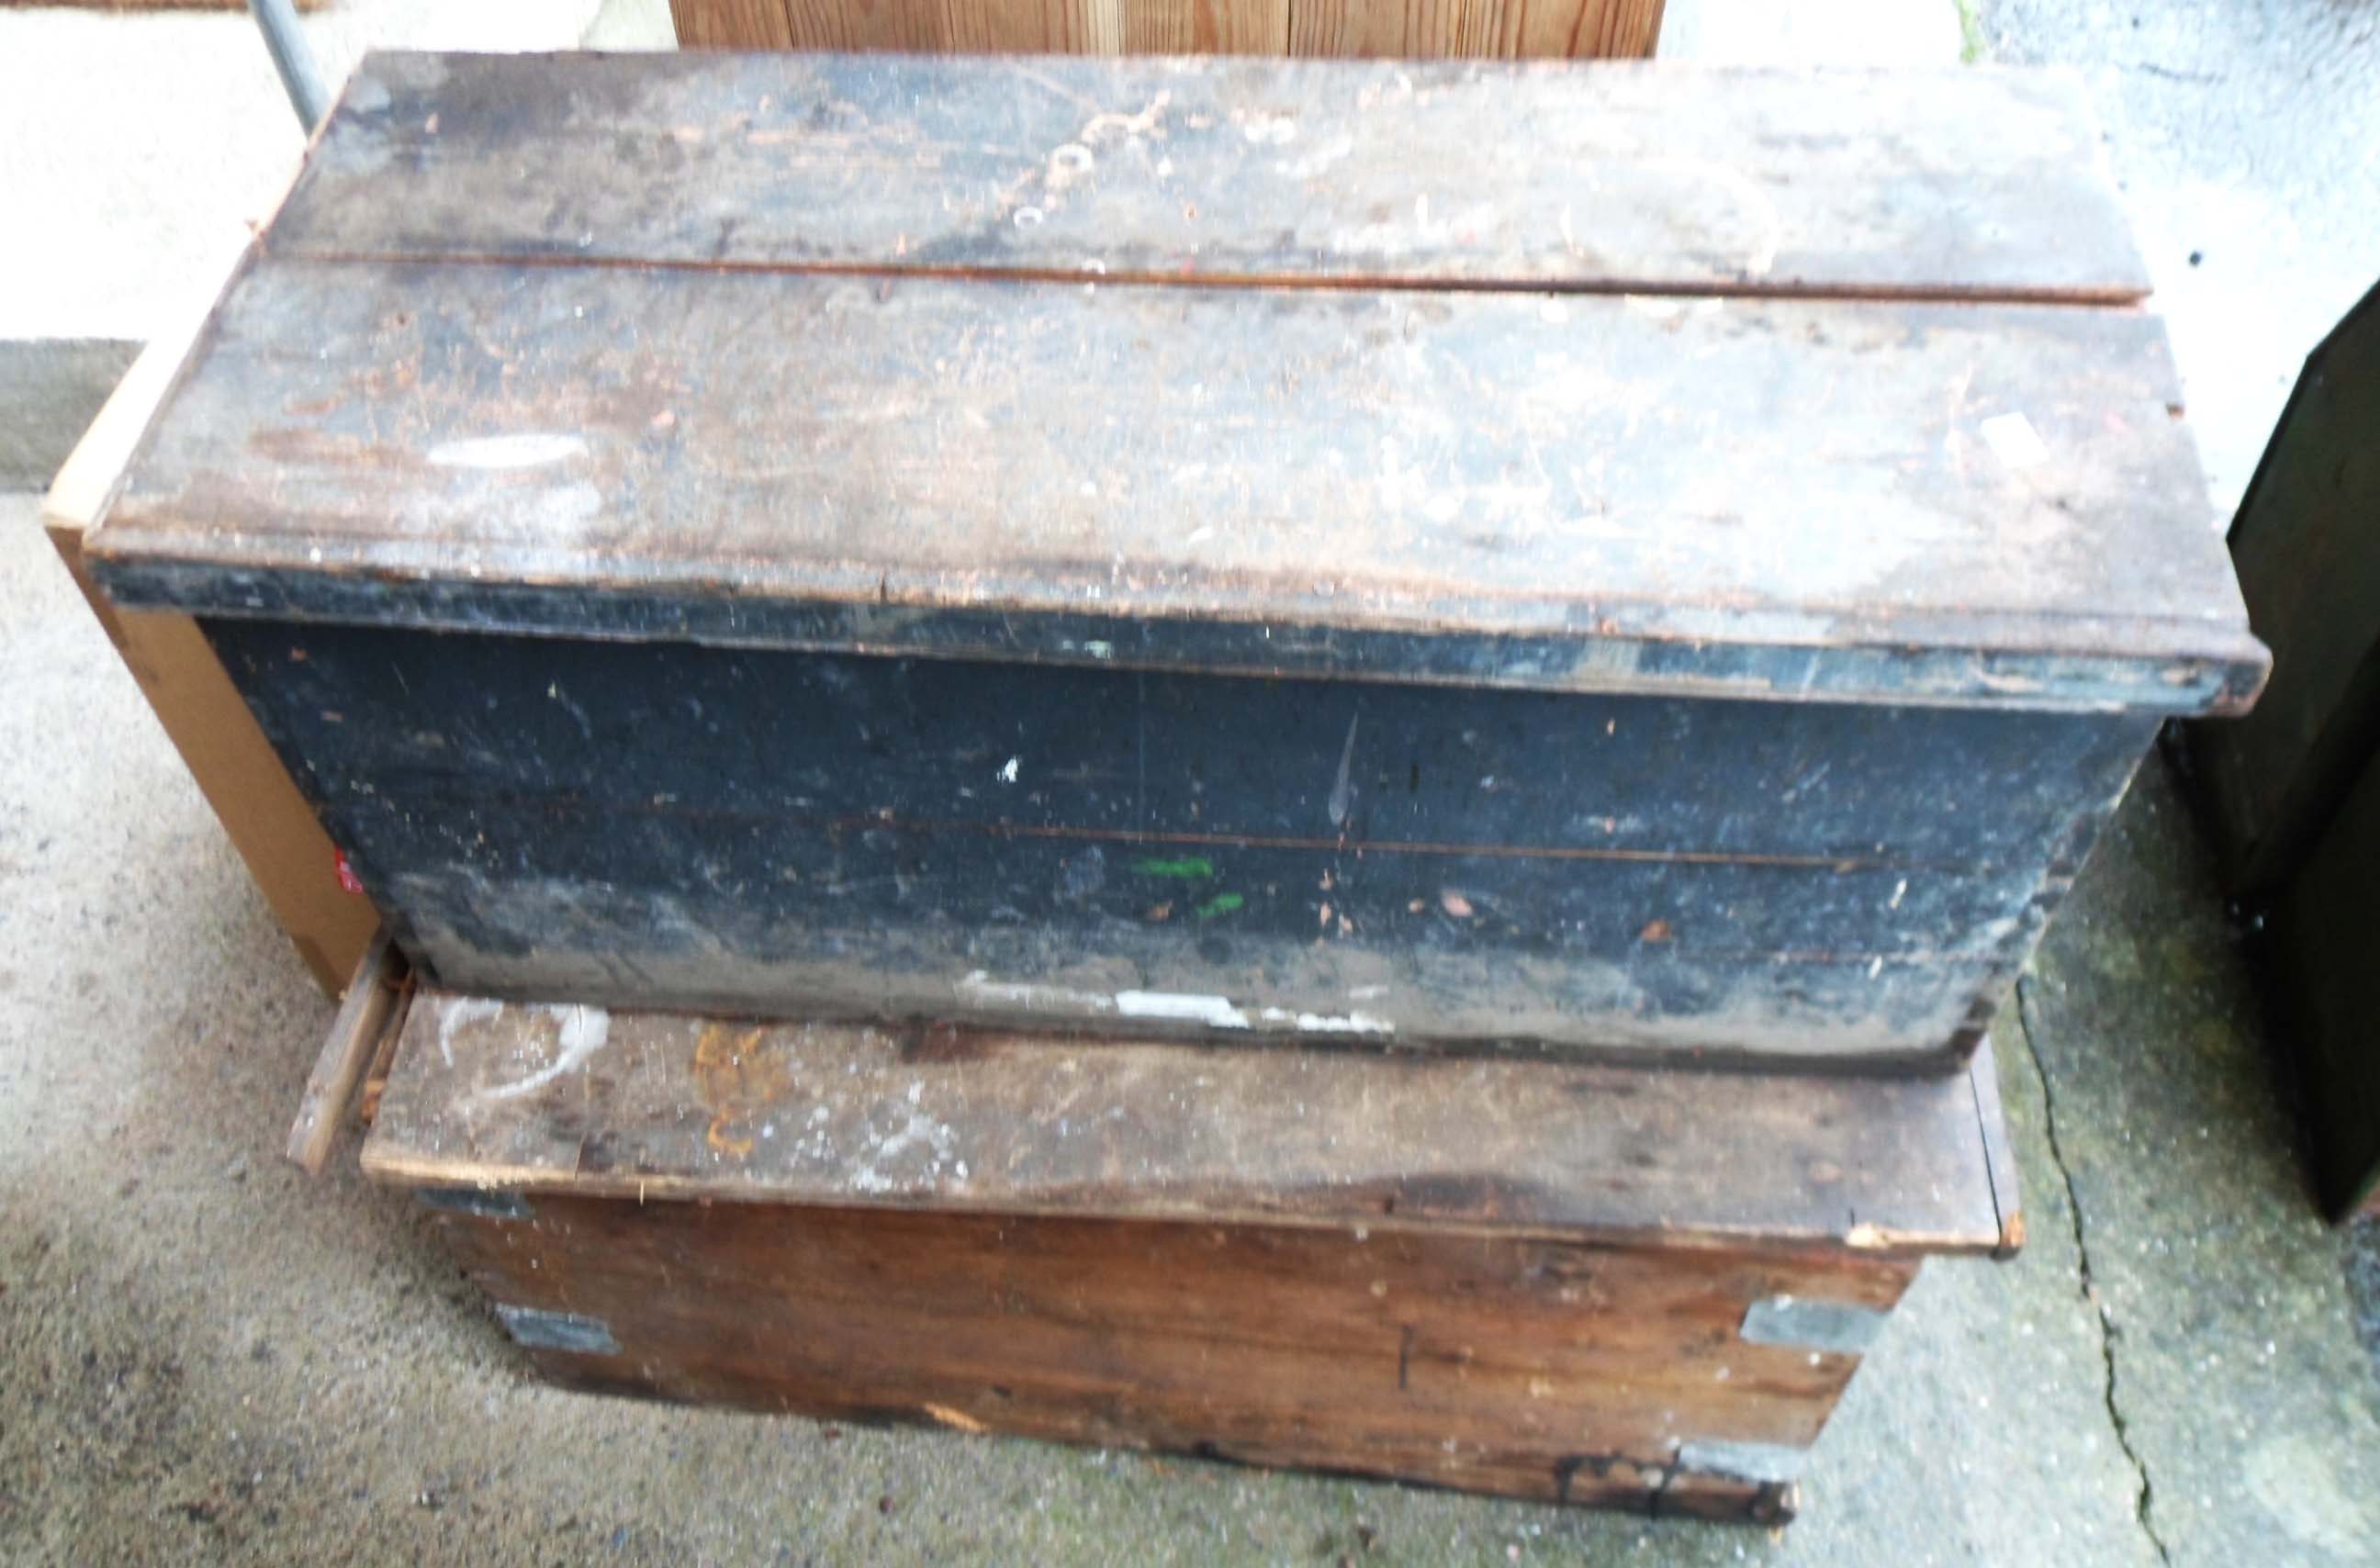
286;929;411;1175
1966;1037;2025;1258
41;251;385;995
360;991;2009;1257
85;556;2271;720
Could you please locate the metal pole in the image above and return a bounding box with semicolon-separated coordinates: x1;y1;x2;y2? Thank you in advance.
247;0;331;133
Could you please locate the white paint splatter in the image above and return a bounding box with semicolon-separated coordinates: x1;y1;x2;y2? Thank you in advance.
960;970;1113;1015
996;756;1021;784
427;433;587;470
478;1004;611;1101
1256;1007;1396;1036
1274;134;1353;179
1117;991;1252;1029
1981;411;2050;470
435;995;506;1068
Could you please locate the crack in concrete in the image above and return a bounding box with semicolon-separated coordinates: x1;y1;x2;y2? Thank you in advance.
2015;975;2173;1565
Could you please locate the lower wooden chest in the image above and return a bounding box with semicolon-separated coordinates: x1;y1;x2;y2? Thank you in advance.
358;990;2020;1520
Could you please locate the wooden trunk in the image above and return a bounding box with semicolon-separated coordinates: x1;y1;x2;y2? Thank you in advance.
84;53;2265;1068
360;991;2020;1519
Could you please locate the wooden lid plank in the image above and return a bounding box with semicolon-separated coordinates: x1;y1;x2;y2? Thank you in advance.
361;991;2011;1254
276;52;2152;303
90;255;2262;711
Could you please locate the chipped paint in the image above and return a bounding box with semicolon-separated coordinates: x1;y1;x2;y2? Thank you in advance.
426;432;587;469
1117;991;1251;1029
1739;1294;1888;1354
1677;1438;1808;1485
1255;1007;1396;1036
1328;712;1360;828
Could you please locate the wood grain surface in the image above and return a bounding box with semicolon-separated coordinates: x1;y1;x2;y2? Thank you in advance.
365;991;2012;1253
421;1190;1906;1518
670;0;1657;56
275;52;2144;302
95;255;2259;714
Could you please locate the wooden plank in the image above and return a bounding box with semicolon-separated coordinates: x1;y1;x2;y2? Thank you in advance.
355;982;410;1127
419;1190;1905;1517
277;52;2145;303
1287;0;1663;59
668;0;1651;54
1124;0;1290;52
2186;279;2380;894
364;991;2009;1254
735;0;1295;52
669;0;794;47
40;317;381;997
91;258;2262;716
285;929;410;1175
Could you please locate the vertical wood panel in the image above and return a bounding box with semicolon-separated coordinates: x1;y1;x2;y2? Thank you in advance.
669;0;795;48
1124;0;1288;52
671;0;1654;56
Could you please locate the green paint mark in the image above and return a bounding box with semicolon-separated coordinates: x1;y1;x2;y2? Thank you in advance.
1193;892;1244;921
1133;856;1215;880
1955;0;1987;62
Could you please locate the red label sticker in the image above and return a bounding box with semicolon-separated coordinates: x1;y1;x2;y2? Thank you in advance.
334;851;365;896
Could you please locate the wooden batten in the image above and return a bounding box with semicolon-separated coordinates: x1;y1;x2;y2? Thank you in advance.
285;928;413;1176
365;991;2014;1253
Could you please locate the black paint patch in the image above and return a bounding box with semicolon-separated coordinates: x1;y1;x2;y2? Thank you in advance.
205;619;2157;1062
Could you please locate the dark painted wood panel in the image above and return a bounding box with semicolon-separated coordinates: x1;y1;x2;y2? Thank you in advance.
280;52;2139;301
208;620;2153;1061
96;258;2262;714
365;991;2010;1251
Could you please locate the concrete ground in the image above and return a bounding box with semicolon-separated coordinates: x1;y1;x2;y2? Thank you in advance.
6;0;2380;1563
0;0;669;485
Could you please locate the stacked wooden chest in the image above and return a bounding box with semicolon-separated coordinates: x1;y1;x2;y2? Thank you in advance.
84;51;2261;1521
